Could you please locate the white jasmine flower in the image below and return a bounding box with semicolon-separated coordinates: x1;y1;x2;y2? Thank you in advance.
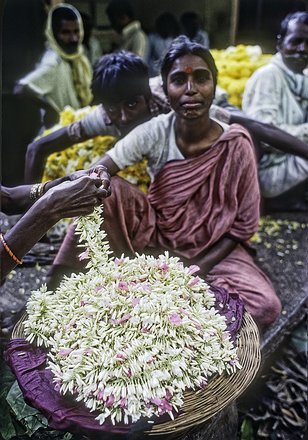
24;206;241;425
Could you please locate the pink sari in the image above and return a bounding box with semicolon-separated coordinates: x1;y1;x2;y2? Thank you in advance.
53;125;281;327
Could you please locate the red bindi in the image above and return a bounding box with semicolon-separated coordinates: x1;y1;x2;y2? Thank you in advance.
184;66;193;74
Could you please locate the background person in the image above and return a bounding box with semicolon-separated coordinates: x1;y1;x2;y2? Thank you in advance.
105;0;148;60
147;12;180;77
14;3;93;129
242;11;308;211
180;11;210;48
80;11;102;66
0;166;110;282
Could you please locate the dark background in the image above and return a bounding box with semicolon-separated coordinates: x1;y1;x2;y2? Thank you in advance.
1;0;307;187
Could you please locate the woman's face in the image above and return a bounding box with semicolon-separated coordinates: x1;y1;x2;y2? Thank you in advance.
166;54;215;119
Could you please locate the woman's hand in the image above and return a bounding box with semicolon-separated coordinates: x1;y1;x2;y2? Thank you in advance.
46;165;111;198
66;165;112;197
42;171;111;220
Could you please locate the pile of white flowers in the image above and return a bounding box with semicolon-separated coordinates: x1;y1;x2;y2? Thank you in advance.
24;207;241;426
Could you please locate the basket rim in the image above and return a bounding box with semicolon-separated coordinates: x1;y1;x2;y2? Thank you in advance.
11;310;261;435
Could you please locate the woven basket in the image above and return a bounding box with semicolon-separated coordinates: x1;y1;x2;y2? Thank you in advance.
11;311;260;436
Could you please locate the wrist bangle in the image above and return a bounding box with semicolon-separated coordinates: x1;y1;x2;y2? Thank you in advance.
30;181;51;201
41;180;51;195
0;233;23;265
30;183;41;201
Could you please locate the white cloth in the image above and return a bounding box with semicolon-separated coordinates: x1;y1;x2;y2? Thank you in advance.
106;112;229;181
19;49;81;112
18;3;92;112
242;53;308;141
242;52;308;197
119;20;149;60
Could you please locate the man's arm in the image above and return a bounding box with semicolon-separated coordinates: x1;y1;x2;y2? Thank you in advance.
210;105;308;161
230;114;308;160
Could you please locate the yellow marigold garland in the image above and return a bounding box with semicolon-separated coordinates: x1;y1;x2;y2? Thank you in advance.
211;44;272;108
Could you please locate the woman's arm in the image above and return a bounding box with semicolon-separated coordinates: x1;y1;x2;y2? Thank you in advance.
191;236;237;275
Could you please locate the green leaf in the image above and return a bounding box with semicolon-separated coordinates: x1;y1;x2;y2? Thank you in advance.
0;361;20;440
240;417;254;440
6;381;48;436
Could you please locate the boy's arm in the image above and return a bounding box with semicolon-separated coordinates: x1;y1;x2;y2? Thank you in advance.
25;126;77;183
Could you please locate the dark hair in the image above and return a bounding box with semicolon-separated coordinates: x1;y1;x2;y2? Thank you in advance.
91;51;151;104
106;0;134;21
155;12;180;39
180;11;202;39
51;6;78;35
278;11;308;41
160;35;217;95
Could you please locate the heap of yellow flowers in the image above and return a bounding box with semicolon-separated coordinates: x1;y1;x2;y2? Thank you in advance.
211;44;272;108
42;106;150;193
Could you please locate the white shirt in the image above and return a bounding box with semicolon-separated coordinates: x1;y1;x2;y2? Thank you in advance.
107;112;229;181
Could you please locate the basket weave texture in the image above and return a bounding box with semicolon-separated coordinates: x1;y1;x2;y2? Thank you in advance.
11;310;260;435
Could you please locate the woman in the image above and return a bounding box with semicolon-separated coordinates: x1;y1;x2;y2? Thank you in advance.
1;166;110;282
50;36;281;329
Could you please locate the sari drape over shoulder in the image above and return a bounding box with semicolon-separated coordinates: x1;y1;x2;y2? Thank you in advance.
147;125;260;258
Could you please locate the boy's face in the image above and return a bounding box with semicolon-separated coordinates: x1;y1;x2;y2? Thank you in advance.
103;95;149;135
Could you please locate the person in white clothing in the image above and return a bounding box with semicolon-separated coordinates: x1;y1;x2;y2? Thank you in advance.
242;11;308;210
106;0;149;60
14;3;93;128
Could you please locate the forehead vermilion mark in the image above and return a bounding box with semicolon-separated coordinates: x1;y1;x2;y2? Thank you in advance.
184;66;193;74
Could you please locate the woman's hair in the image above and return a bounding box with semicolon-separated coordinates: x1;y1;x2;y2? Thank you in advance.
160;35;217;95
91;51;151;105
51;6;78;35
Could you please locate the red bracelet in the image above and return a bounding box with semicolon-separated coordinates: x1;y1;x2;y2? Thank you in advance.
0;233;23;265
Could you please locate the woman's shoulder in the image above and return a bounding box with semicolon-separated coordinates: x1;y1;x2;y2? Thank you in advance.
136;111;175;134
221;124;255;154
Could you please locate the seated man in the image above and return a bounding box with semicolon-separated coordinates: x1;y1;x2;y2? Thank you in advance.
14;3;92;128
242;11;308;211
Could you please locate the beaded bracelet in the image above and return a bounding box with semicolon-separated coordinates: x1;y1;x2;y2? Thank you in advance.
0;233;23;265
30;183;41;201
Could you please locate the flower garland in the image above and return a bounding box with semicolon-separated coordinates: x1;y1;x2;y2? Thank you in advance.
41;106;150;192
24;207;241;426
212;45;272;107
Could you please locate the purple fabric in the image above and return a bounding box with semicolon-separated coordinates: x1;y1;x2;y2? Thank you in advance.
211;285;245;342
4;288;243;433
